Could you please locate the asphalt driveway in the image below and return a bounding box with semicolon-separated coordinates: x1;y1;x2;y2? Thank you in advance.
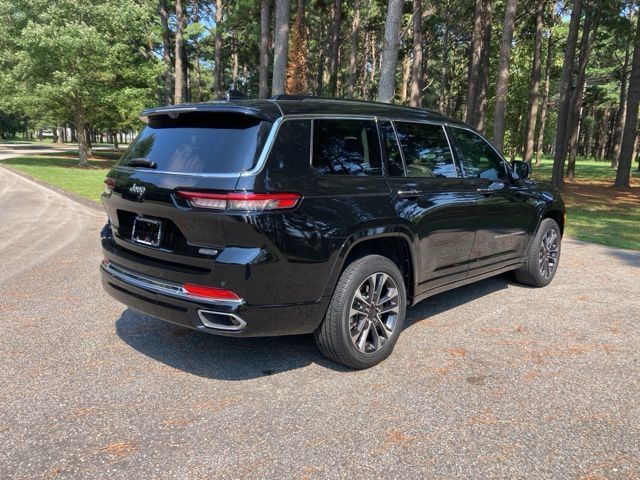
0;166;639;479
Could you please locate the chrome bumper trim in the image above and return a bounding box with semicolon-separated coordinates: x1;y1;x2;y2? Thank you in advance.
101;261;244;307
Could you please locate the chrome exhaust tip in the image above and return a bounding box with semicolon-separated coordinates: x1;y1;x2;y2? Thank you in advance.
197;310;247;331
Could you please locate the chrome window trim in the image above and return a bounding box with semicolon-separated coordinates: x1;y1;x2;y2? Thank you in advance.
442;125;465;178
445;124;511;179
110;113;491;180
102;261;244;307
389;120;408;177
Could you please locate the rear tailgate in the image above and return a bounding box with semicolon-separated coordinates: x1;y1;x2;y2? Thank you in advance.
102;110;273;278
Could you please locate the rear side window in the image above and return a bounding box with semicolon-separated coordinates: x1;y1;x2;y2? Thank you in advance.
394;122;458;178
312;119;382;176
450;128;507;180
118;112;271;174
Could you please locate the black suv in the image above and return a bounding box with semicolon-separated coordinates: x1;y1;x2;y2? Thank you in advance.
100;96;564;369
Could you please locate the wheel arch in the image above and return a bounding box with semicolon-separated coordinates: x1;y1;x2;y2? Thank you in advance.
323;228;419;304
543;209;565;236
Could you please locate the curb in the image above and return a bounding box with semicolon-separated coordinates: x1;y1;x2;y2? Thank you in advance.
0;163;104;212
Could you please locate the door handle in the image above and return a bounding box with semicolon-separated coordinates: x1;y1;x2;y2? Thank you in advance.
397;189;424;198
477;182;505;195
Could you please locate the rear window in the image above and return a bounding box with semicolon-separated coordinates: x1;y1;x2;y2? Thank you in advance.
118;112;271;174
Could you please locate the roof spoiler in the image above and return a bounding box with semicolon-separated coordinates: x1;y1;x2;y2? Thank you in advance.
139;104;274;123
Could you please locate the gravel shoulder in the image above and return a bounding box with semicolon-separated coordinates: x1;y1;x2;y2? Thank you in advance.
0;167;639;479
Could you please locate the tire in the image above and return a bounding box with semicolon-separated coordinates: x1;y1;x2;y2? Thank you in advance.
515;218;562;287
315;254;407;369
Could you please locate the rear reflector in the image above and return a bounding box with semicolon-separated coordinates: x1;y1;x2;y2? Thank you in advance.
176;191;301;211
182;283;241;301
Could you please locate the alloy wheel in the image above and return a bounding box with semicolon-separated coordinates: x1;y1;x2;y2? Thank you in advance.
539;228;559;279
348;273;400;354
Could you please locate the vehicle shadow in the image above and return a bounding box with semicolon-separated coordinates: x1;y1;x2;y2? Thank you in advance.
115;309;350;380
603;248;640;268
404;274;511;328
116;275;512;381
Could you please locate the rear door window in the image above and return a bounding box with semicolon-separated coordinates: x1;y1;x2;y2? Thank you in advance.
118;112;271;174
450;128;508;180
312;119;382;176
393;122;458;178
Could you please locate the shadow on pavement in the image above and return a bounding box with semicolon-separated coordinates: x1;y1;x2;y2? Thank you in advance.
116;275;512;380
405;274;510;328
115;309;349;380
603;248;640;268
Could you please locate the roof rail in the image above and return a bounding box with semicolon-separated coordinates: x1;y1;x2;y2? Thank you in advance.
269;94;444;117
270;94;311;101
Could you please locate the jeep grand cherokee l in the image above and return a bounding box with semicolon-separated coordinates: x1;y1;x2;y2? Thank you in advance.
100;96;565;369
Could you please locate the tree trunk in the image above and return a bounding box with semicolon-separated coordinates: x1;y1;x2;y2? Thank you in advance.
439;5;450;113
612;39;632;168
535;9;555;167
360;30;370;98
174;0;186;104
159;0;173;104
399;53;411;103
327;0;341;97
523;0;545;164
86;128;93;157
491;0;517;151
286;0;308;94
231;39;239;86
551;0;582;189
346;0;360;98
409;0;423;107
466;0;485;124
315;16;327;96
615;8;640;188
476;0;492;132
74;98;88;167
272;0;290;96
366;30;377;99
213;0;224;98
191;0;203;102
566;11;599;180
378;0;404;103
259;0;271;99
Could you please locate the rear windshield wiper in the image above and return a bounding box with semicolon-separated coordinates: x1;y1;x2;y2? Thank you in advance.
125;157;157;169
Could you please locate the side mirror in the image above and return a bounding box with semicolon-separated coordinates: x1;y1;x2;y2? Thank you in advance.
511;160;531;179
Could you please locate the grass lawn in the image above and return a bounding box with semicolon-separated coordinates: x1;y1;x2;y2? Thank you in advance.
1;154;118;203
531;158;640;251
1;153;638;250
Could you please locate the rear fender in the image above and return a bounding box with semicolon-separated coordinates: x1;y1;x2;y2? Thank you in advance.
321;225;419;301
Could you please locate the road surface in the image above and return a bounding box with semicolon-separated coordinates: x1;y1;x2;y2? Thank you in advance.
0;165;639;479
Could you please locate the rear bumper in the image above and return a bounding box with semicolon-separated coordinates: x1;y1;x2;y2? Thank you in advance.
100;261;327;337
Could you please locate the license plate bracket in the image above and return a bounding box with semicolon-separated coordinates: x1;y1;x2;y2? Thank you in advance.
132;216;162;247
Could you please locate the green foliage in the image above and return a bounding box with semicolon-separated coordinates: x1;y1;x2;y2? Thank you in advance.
0;0;161;135
532;157;640;251
3;155;118;203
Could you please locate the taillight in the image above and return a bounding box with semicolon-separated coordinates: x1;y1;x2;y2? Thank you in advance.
176;191;301;211
104;178;115;195
182;284;241;301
